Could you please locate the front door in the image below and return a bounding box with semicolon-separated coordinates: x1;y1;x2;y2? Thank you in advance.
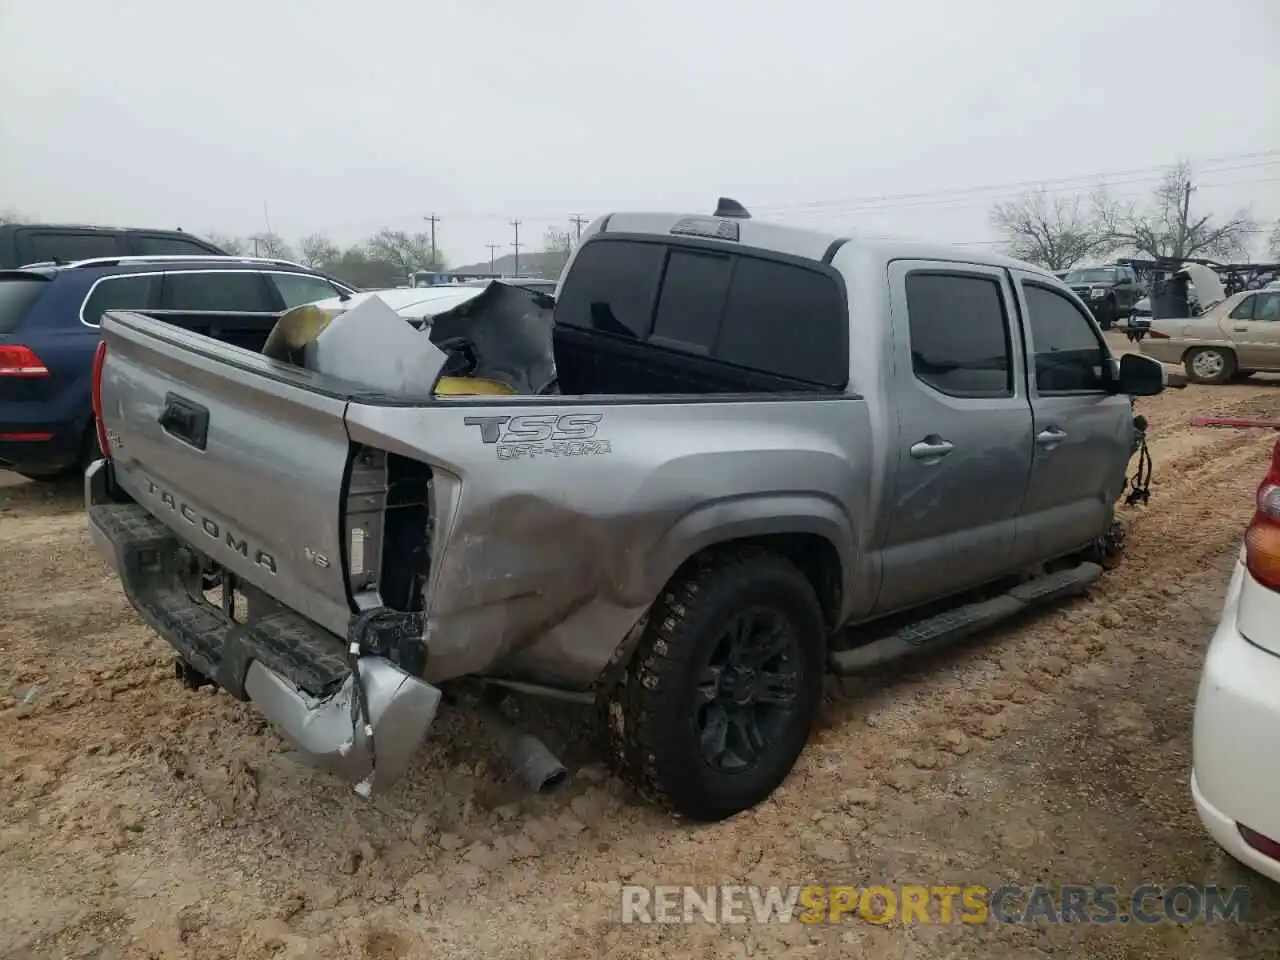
875;261;1035;615
1009;272;1133;564
1224;291;1280;369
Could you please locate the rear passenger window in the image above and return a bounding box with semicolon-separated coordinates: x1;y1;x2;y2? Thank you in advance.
650;249;732;352
1022;284;1109;393
134;234;219;256
270;272;341;309
1229;296;1257;320
163;272;273;312
82;275;159;327
554;240;665;339
716;257;847;387
19;231;120;264
0;278;51;333
1254;292;1280;321
905;273;1012;398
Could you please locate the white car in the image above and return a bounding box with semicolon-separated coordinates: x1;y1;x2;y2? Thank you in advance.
307;285;487;324
1192;436;1280;883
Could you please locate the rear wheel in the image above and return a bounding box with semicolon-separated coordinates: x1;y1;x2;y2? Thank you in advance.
1185;347;1236;385
600;547;826;822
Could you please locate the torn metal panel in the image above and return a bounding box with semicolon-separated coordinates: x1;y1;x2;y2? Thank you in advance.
261;282;555;398
263;296;446;398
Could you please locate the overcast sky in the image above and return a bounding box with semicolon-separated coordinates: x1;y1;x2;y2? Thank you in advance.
2;0;1277;266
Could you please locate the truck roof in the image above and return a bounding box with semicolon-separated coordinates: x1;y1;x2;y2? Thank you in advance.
595;206;1058;279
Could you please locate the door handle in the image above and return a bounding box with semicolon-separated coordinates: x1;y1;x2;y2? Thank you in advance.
1233;325;1248;332
910;436;954;460
159;392;210;451
1036;427;1067;447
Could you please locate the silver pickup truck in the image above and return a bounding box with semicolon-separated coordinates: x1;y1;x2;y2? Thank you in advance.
86;200;1166;822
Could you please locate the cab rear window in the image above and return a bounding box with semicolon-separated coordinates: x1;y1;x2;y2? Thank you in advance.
556;238;848;388
0;277;51;333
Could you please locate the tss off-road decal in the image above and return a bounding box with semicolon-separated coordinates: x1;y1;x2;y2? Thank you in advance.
463;413;613;461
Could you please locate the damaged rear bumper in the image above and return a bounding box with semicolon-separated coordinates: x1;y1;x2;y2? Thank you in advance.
85;458;440;794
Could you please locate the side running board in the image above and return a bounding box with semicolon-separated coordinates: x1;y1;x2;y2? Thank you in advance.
828;561;1103;675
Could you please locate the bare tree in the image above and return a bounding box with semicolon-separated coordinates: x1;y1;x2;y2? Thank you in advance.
248;232;294;259
1269;221;1280;260
540;226;574;275
366;229;441;275
204;231;248;255
298;233;340;269
0;209;28;225
990;189;1114;271
1097;161;1257;261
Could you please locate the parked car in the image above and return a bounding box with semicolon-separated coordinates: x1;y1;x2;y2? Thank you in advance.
1192;434;1280;884
0;255;355;480
1138;288;1280;383
458;277;557;296
306;283;497;326
0;223;227;269
85;203;1165;821
1063;264;1143;329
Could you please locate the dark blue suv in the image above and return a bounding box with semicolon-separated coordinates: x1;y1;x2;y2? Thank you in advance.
0;255;356;480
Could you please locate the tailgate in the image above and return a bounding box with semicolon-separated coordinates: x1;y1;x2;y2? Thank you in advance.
98;310;357;637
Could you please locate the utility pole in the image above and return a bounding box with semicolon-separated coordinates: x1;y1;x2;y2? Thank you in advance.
424;214;440;267
569;214;589;244
510;219;522;278
1178;179;1194;259
485;242;500;275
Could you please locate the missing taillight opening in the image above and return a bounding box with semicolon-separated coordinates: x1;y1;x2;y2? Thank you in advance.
91;339;110;457
380;453;433;612
1244;439;1280;591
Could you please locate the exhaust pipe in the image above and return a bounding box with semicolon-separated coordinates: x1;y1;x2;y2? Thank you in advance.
478;697;568;793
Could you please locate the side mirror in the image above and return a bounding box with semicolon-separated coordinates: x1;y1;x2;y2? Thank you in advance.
1114;353;1166;396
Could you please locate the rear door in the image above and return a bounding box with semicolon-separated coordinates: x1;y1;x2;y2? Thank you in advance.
155;270;282;349
876;261;1035;614
1009;272;1132;562
1224;292;1280;369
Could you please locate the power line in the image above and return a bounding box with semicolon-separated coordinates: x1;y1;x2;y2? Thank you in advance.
750;150;1280;218
485;242;500;273
569;214;589;243
769;169;1280;231
762;159;1280;223
510;219;522;278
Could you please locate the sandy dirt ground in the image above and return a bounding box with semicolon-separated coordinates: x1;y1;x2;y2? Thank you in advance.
3;371;1280;959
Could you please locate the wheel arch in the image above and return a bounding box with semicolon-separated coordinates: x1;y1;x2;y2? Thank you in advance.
640;496;854;632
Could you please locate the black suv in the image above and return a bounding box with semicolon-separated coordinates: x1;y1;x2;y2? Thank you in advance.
0;223;227;269
1062;264;1142;329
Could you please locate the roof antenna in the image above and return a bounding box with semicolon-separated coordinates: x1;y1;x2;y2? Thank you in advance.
714;197;751;220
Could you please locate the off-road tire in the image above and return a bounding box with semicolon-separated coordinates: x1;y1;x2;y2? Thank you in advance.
599;547;826;822
1184;347;1236;385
